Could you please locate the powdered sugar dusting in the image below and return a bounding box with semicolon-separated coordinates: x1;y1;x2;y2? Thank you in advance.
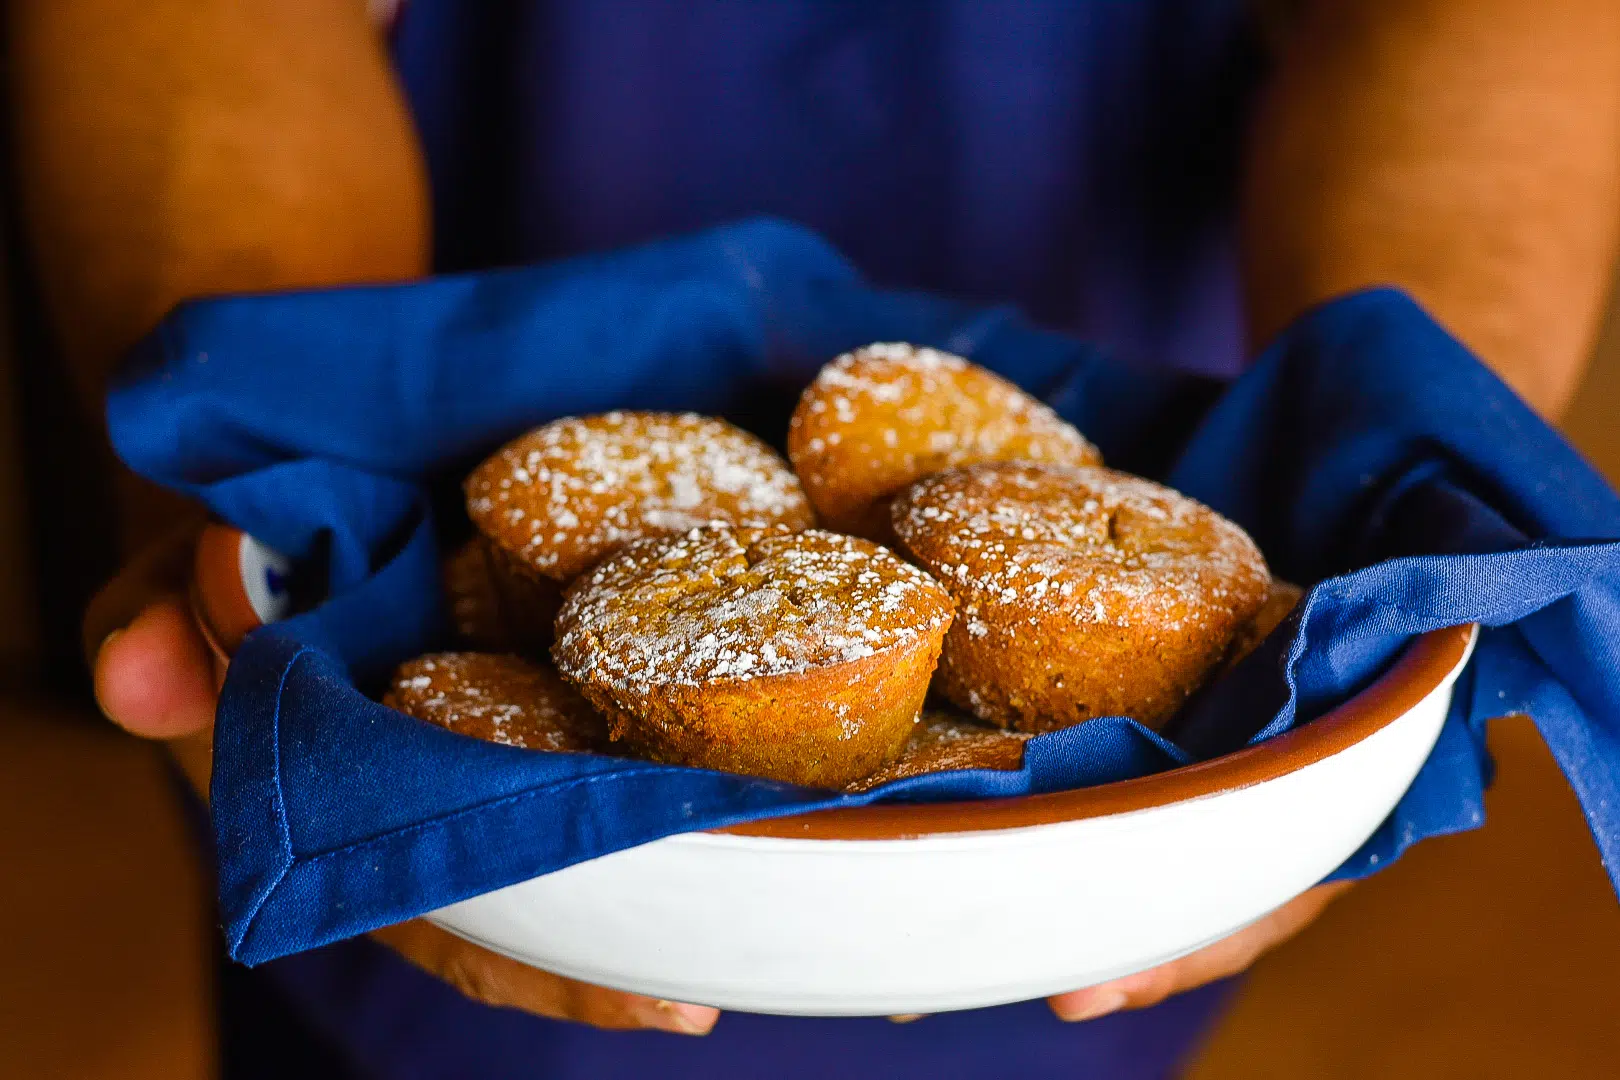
383;653;607;752
467;412;814;580
554;525;955;690
788;343;1101;529
893;463;1268;634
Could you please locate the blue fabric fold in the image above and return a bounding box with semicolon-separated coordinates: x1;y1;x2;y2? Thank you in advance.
106;219;1620;966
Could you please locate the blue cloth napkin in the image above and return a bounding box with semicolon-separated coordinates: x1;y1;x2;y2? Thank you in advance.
107;219;1620;967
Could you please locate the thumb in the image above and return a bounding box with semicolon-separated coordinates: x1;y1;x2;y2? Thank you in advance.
93;594;218;741
85;516;219;741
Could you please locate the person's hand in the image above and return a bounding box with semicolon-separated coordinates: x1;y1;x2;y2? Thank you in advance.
888;881;1350;1025
83;523;720;1036
1043;880;1352;1022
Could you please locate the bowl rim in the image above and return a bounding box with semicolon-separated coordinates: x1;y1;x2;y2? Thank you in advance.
192;523;1477;846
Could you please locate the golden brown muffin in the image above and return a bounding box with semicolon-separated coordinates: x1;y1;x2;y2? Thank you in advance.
1221;579;1305;672
440;537;560;650
787;343;1101;540
892;463;1269;732
441;537;562;655
553;524;955;788
845;710;1030;792
443;538;509;649
384;652;610;752
466;411;815;587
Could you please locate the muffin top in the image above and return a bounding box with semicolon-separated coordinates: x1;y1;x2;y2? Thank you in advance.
384;652;607;752
787;343;1101;536
553;524;955;691
892;462;1268;637
467;412;814;581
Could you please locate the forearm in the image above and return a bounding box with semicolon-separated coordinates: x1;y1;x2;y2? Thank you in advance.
1244;0;1620;418
7;0;430;405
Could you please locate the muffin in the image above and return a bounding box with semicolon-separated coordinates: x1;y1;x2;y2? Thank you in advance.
892;462;1269;732
845;710;1030;792
553;524;955;788
443;539;507;649
384;652;610;752
441;537;560;655
1222;579;1305;672
787;343;1101;540
465;412;815;618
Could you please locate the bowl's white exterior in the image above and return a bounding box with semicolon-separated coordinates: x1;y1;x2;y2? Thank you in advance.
429;632;1474;1016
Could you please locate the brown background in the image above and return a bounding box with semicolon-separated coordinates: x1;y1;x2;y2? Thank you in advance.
3;283;1620;1077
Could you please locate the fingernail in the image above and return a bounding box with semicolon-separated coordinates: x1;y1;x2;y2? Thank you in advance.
97;629;124;661
92;630;124;721
650;1000;717;1035
1053;989;1128;1022
889;1013;927;1024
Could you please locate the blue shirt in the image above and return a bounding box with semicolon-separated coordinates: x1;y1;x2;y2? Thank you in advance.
393;0;1260;375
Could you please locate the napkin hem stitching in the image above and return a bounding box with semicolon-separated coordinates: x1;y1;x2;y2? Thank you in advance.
232;643;308;956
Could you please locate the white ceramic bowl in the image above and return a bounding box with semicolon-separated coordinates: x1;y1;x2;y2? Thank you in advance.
426;626;1476;1016
192;524;1477;1017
